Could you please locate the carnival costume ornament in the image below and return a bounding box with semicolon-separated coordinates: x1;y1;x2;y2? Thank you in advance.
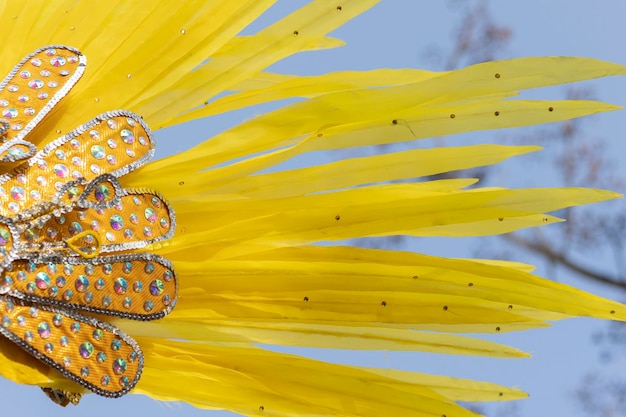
0;2;626;416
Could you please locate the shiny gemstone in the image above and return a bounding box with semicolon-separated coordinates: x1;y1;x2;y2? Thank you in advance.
9;188;25;202
92;329;103;341
70;138;81;149
162;294;171;306
111;340;121;351
120;376;130;388
113;278;128;295
30;58;41;66
56;276;66;287
3;108;18;119
85;264;95;275
97;352;107;363
48;286;58;297
107;138;117;149
129;213;139;224
1;316;10;328
55;149;65;160
126;148;135;157
0;228;10;245
24;331;34;343
112;358;127;375
107;119;117;129
107;154;117;165
44;343;54;354
143;300;154;312
101;375;110;386
84;292;93;303
68;222;82;235
47;81;58;88
133;282;142;292
122;262;132;273
53;163;69;178
105;231;115;241
75;275;89;292
36;175;47;186
40;69;51;77
30;190;41;200
28;79;44;89
62;289;73;301
26;282;36;293
102;295;112;307
138;136;148;146
91;220;100;231
79;341;94;358
35;272;50;289
102;264;113;275
70;322;80;333
90;164;101;174
71;156;82;166
7;85;18;92
18;94;28;102
95;184;110;201
122;297;132;309
160;218;170;229
63;264;74;275
143;226;153;238
109;214;123;230
19;70;30;79
120;129;134;144
59;336;69;347
52;314;63;327
62;356;71;368
89;130;100;140
50;56;66;67
81;366;90;377
95;278;105;290
37;322;51;339
90;145;105;159
144;207;157;223
37;92;48;99
144;262;155;274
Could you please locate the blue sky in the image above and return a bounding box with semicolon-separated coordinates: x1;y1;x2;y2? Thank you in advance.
2;2;626;416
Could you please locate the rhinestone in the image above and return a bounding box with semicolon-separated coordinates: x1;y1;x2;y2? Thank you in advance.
109;214;124;230
53;163;69;178
107;119;117;129
79;341;94;358
37;322;51;339
97;352;107;363
144;207;157;222
105;231;115;241
129;213;139;224
112;358;127;375
70;322;80;333
50;56;66;67
24;331;34;343
47;81;59;88
44;343;54;354
1;316;10;328
40;69;51;77
102;295;112;307
103;264;113;275
48;286;58;297
90;145;105;159
35;272;50;289
30;58;41;67
55;149;65;160
122;297;132;309
7;85;18;92
19;70;30;79
0;228;10;245
28;79;44;89
56;276;66;287
62;356;71;368
93;329;103;341
84;292;93;303
18;94;28;102
59;336;69;347
120;129;134;144
62;289;73;301
160;218;170;229
75;275;89;292
101;375;110;386
123;229;133;239
133;281;143;292
107;138;117;149
143;300;154;312
52;314;63;327
81;366;90;377
37;92;48;99
113;278;128;295
95;278;105;290
2;108;17;119
68;222;82;235
107;155;117;165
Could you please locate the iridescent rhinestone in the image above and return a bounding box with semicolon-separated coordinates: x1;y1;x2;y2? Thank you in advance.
107;154;117;165
0;99;8;106
37;92;49;99
90;164;101;174
93;329;103;341
47;264;57;274
122;297;132;309
112;358;127;375
128;351;137;363
126;148;136;157
8;201;19;212
75;275;89;292
48;286;58;297
68;222;82;235
81;366;90;377
26;263;36;273
40;69;51;77
132;196;141;206
109;214;124;230
68;55;78;64
71;156;82;166
59;336;69;347
107;138;118;149
37;322;51;339
129;213;139;224
84;264;95;275
19;70;30;79
90;145;105;159
122;262;132;273
52;314;63;327
120;129;134;144
95;278;105;290
144;300;154;312
62;356;71;368
90;220;100;231
55;149;65;160
79;341;94;359
53;163;69;178
70;138;81;149
162;294;171;306
29;306;39;317
36;175;47;186
10;186;25;201
7;85;18;92
138;136;147;146
151;197;162;208
102;295;112;307
50;56;66;67
35;272;50;289
46;49;56;56
11;124;23;131
111;339;122;351
30;58;41;67
113;278;128;295
103;264;113;275
57;215;66;224
97;352;107;363
24;331;34;343
56;276;66;287
144;207;157;222
107;119;117;129
18;94;28;102
2;108;18;119
143;226;153;237
62;289;73;301
105;231;115;241
94;184;110;201
28;79;44;89
84;292;93;303
144;262;155;274
24;228;40;243
16;173;26;184
15;271;26;282
63;264;74;276
133;281;143;293
30;190;41;200
26;282;36;293
70;322;80;333
5;300;15;313
101;375;110;386
88;130;100;141
44;342;54;354
160;218;170;229
0;228;10;245
1;316;10;328
47;81;59;88
60;70;71;76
